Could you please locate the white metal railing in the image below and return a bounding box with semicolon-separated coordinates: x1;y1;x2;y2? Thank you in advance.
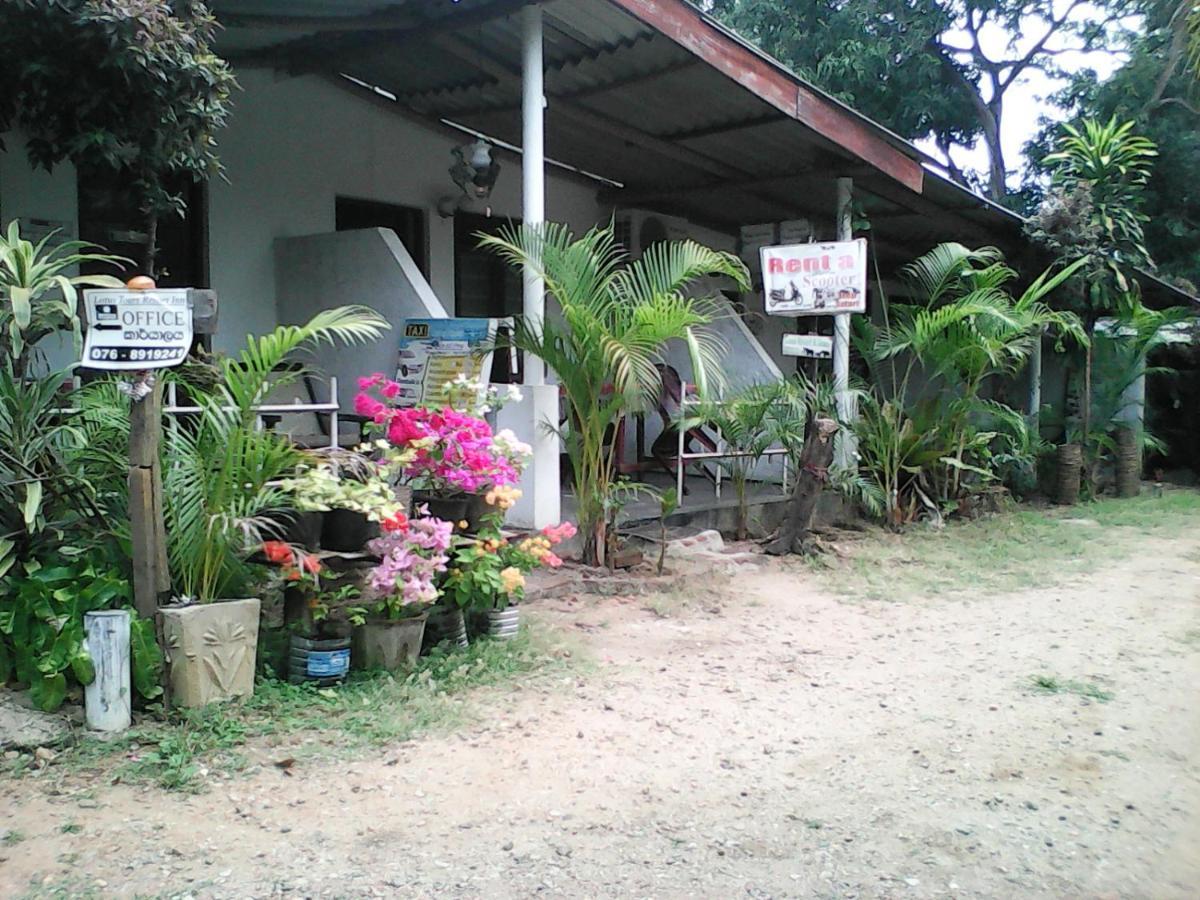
674;380;791;506
59;375;346;450
163;378;344;449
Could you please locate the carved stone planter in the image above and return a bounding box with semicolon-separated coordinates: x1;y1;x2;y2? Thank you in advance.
353;613;428;672
159;598;261;708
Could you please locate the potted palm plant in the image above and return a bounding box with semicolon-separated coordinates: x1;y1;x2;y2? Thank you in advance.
477;223;749;566
91;306;392;707
354;512;454;670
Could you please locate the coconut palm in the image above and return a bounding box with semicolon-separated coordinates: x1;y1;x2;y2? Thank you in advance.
478;222;749;565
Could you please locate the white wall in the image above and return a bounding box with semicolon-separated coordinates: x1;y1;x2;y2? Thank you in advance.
209;69;607;352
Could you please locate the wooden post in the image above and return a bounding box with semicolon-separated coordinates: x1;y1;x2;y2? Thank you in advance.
126;276;171;619
764;416;838;556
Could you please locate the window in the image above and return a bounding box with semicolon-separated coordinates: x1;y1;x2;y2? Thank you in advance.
335;196;428;277
77;167;207;287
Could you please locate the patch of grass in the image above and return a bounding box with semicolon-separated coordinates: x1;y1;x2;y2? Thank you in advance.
58;822;83;835
29;626;577;793
819;489;1200;601
1030;674;1114;702
2;829;26;845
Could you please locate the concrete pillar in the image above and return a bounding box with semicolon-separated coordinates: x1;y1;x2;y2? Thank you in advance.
834;176;857;468
513;3;560;528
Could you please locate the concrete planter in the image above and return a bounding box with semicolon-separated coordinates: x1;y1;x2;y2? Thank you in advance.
353;613;428;672
159;598;261;708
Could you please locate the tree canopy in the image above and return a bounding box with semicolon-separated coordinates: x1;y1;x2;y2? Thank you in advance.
709;0;1136;201
1022;0;1200;291
0;1;236;269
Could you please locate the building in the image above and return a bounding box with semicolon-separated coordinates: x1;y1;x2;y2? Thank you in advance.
1;0;1193;525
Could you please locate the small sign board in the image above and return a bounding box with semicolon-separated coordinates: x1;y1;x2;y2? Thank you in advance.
394;317;498;407
82;289;192;369
761;238;868;317
782;333;833;359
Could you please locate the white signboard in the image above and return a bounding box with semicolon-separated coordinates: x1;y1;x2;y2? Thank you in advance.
782;333;833;359
761;238;868;316
82;289;192;370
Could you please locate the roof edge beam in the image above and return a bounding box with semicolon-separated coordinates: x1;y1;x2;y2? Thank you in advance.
603;0;924;194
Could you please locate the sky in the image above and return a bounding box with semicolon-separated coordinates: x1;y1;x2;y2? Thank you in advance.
916;2;1140;191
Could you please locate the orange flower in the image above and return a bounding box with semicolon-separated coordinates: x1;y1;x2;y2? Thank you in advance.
263;540;292;565
301;554;321;575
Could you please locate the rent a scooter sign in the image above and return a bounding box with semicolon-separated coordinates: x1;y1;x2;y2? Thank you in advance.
761;238;867;316
82;289;192;369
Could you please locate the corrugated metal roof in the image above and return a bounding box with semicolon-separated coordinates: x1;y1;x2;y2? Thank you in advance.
209;0;1196;306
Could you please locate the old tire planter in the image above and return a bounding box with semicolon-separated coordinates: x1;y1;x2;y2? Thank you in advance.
425;605;469;650
353;614;428;672
486;606;521;641
159;598;261;708
288;634;351;685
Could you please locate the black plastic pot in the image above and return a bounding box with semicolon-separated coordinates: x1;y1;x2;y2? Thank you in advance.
321;509;378;552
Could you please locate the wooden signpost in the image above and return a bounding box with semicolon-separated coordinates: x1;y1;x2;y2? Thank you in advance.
82;278;218;617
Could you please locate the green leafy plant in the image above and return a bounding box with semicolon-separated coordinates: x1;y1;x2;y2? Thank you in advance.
0;550;161;711
0;220;127;378
478;222;749;566
855;243;1086;518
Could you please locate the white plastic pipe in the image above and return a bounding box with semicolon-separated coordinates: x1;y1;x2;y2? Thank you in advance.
84;610;131;732
521;2;547;387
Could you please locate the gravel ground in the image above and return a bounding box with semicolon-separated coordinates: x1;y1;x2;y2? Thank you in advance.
2;534;1198;899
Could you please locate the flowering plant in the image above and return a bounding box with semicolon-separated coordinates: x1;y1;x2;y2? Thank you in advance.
442;373;523;418
444;516;576;612
363;512;454;619
279;444;413;522
262;541;366;631
355;374;527;495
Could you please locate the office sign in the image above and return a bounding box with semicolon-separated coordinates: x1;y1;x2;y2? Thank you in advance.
82;289;192;369
761;238;867;316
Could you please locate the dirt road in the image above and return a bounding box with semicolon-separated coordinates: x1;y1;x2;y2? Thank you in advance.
3;535;1199;899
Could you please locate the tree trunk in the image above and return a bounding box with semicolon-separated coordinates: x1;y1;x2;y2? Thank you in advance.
981;100;1006;201
143;207;159;278
764;416;838;556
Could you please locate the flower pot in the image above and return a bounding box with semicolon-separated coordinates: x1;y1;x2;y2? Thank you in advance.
486;606;521;641
412;491;470;529
288;634;351;686
322;509;378;552
353;613;428;672
424;605;469;650
285;511;324;552
159;598;261;708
